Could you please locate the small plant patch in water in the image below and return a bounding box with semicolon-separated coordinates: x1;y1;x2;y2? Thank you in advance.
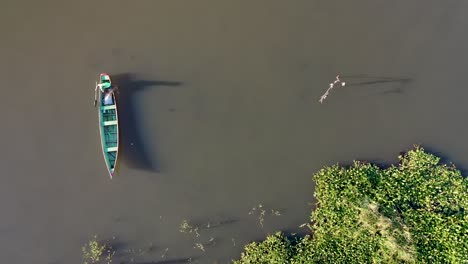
248;204;281;227
193;237;216;253
82;235;115;264
179;219;200;237
194;242;205;252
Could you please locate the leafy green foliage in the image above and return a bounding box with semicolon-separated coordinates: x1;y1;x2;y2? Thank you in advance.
234;147;468;263
233;232;293;264
82;235;114;264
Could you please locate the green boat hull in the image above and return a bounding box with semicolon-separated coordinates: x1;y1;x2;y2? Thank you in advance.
97;73;119;178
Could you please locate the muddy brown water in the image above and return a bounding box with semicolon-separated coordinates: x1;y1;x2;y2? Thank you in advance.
1;0;468;263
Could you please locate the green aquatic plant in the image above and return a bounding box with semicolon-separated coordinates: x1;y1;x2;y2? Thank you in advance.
234;232;293;264
82;235;114;264
194;242;205;252
179;219;200;237
235;147;468;263
248;204;281;227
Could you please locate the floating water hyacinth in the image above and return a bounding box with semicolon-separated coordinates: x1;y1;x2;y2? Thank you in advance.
179;219;200;237
248;204;281;227
81;235;115;264
271;209;281;216
194;243;205;252
319;75;346;103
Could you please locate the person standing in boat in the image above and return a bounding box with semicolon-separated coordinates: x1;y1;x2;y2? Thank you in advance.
96;83;119;106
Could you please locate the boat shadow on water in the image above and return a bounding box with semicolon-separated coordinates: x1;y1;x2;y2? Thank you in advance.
112;73;183;173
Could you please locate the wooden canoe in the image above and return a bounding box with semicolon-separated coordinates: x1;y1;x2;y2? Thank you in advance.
97;73;119;178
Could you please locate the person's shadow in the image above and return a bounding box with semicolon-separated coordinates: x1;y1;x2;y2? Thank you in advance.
340;74;412;94
113;73;183;173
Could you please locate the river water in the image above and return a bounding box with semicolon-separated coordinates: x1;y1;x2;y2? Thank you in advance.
1;0;468;263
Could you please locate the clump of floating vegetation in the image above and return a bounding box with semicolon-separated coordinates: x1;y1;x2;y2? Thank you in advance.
179;219;200;237
194;243;205;252
235;147;468;263
248;204;281;227
82;235;114;264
